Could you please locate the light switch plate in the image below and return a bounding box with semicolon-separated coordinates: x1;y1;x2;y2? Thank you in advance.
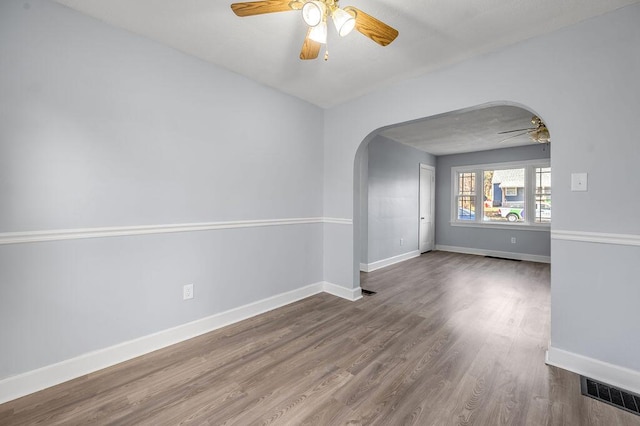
571;173;588;191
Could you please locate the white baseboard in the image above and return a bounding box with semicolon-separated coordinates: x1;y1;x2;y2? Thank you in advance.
361;250;421;272
0;281;356;404
546;346;640;395
322;281;362;301
435;244;550;263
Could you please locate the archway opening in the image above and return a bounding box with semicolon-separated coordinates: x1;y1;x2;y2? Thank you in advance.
353;102;552;289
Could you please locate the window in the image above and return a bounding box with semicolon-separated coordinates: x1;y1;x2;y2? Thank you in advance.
535;167;551;223
483;168;526;223
452;160;551;228
456;172;476;221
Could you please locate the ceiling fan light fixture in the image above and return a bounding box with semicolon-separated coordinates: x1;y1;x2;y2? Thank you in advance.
302;1;325;27
331;7;355;36
308;20;328;43
533;128;551;143
231;0;399;60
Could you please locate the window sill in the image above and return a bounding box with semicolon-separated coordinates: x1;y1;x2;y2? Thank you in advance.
449;221;551;232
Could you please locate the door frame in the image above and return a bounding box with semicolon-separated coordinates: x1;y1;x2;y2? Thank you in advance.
419;164;436;253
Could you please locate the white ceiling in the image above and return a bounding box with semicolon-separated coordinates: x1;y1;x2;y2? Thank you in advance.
379;105;543;156
54;0;640;109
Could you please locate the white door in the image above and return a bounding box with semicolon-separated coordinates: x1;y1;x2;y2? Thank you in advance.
419;164;435;253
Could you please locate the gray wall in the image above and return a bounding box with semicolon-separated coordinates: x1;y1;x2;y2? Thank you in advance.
435;144;551;257
0;0;323;379
364;136;435;264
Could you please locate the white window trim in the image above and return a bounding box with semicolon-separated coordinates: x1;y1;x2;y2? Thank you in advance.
451;159;551;229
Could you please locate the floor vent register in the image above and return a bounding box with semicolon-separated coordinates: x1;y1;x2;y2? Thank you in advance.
484;255;521;262
581;376;640;416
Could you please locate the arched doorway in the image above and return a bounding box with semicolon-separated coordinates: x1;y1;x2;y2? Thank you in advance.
353;102;551;288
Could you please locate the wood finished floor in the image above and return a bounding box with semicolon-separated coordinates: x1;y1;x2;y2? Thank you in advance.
2;251;639;425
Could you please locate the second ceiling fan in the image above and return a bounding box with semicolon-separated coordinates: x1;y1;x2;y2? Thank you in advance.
499;116;551;143
230;0;398;60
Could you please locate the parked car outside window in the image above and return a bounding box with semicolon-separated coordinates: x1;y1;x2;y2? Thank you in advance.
457;207;475;221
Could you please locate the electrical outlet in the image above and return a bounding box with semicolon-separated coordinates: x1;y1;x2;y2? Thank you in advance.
511;237;517;244
183;284;194;300
400;238;404;246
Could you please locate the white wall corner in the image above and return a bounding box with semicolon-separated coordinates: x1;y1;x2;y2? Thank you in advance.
322;281;363;301
362;250;421;273
546;346;640;396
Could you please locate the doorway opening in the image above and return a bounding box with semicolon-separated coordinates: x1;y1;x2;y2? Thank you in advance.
353;102;551;289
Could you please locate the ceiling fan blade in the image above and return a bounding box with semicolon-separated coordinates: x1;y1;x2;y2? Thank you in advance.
231;0;294;17
497;127;536;134
499;131;529;142
300;28;321;60
288;0;304;10
343;6;398;46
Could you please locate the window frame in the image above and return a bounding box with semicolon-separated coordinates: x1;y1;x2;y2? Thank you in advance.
504;187;518;197
451;159;551;230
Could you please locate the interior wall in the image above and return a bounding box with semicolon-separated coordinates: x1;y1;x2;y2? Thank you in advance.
0;0;324;380
327;3;640;378
2;0;639;399
435;144;551;258
359;144;369;264
365;135;435;265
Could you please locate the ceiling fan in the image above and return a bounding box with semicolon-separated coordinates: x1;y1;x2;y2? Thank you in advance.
498;116;551;143
230;0;399;60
